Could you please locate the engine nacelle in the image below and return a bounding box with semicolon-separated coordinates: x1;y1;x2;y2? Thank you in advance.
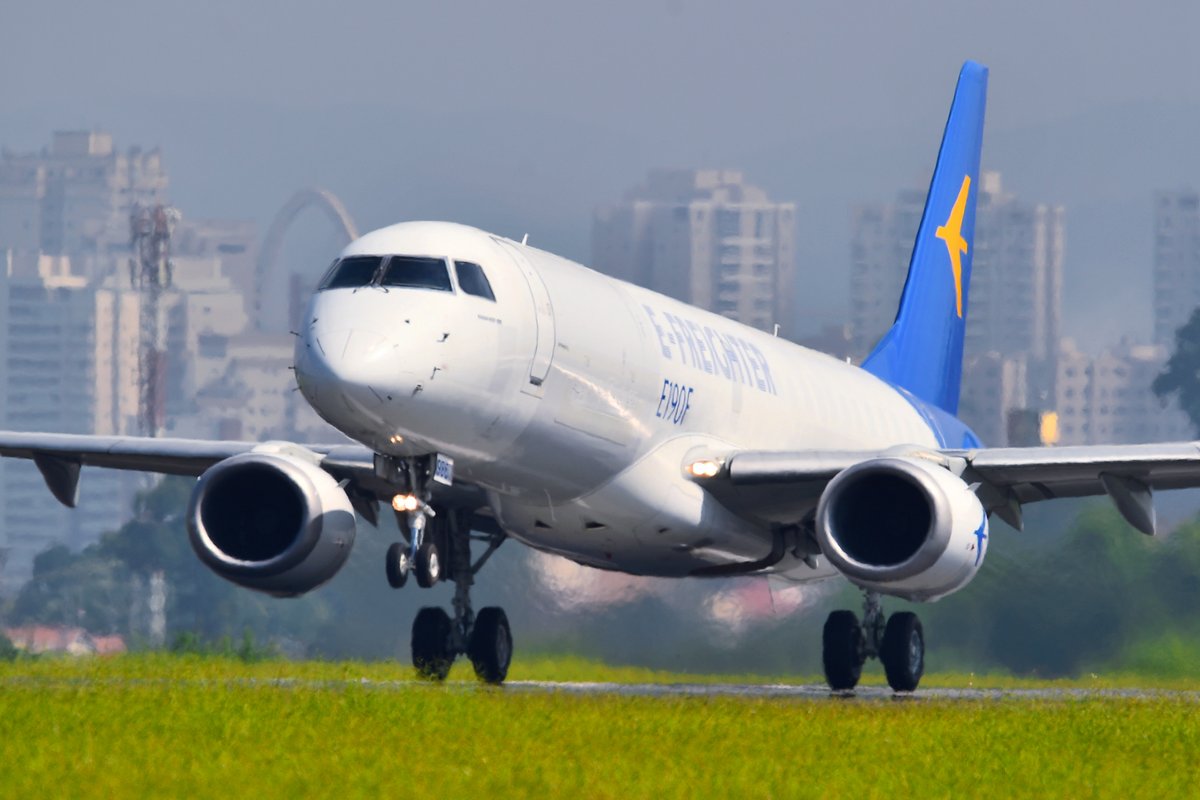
815;456;989;601
187;445;357;597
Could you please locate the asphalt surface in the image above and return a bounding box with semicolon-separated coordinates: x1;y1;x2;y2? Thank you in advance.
4;675;1197;701
505;680;1200;701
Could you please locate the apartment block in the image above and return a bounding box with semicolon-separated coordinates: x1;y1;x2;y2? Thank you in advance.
1153;189;1200;346
850;172;1063;365
592;169;797;336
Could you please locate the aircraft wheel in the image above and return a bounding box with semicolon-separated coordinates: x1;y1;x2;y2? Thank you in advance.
880;612;924;692
468;607;513;685
385;542;409;589
822;610;865;691
415;539;442;588
412;607;454;680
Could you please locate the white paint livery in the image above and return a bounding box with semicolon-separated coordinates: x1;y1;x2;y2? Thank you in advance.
294;222;939;579
816;456;988;601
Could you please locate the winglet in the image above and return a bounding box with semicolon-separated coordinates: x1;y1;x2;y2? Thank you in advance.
862;61;988;415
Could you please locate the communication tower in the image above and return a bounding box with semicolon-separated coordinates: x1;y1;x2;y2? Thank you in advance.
128;203;180;437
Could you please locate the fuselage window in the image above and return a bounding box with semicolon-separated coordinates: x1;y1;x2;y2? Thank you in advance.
454;261;497;301
380;256;453;291
319;256;384;290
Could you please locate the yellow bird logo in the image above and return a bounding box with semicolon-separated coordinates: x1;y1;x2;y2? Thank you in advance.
935;175;972;318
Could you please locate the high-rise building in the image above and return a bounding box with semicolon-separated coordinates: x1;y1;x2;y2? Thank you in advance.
1054;339;1191;445
173;218;258;321
0;246;258;590
0;253;136;589
0;131;168;258
849;187;926;357
186;333;344;444
592;169;797;336
1153;189;1200;346
958;352;1029;447
850;172;1063;366
0;130;296;592
850;172;1064;442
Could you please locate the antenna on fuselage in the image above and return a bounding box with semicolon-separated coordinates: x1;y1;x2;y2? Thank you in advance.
521;233;529;245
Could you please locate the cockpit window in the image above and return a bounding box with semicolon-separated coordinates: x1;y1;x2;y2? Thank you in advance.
454;261;497;301
319;256;383;290
380;256;453;291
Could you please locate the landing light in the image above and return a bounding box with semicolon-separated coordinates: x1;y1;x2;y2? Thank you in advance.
388;434;404;444
392;493;420;512
686;459;723;479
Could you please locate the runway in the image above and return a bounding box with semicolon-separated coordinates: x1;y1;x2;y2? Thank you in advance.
505;680;1200;702
5;674;1197;701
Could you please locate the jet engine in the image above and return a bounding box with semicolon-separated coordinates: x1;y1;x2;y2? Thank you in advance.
815;456;988;601
187;446;357;597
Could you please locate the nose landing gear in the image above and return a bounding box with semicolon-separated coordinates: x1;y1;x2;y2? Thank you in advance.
388;494;442;588
822;591;925;693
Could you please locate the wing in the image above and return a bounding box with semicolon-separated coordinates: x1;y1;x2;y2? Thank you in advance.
0;431;491;527
688;442;1200;536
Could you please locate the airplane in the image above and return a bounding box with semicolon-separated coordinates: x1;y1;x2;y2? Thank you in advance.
3;60;1197;692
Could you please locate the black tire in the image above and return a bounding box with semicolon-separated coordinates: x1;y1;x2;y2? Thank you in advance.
822;610;865;691
411;607;453;680
468;607;513;685
385;542;409;589
880;612;924;692
415;538;441;588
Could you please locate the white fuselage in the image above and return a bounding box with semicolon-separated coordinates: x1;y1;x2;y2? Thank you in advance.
294;222;940;579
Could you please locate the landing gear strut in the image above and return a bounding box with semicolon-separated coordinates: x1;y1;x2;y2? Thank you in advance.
387;500;442;588
382;455;447;589
376;453;510;683
409;508;510;683
822;591;925;693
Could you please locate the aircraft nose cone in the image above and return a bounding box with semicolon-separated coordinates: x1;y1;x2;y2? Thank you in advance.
297;325;395;409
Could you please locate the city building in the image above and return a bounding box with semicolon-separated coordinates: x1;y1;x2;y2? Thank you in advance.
850;171;1063;369
850;171;1064;442
0;131;167;257
957;352;1029;447
185;333;344;443
1153;189;1200;347
173;218;258;324
0;130;302;591
0;246;271;589
849;186;926;357
1054;339;1191;445
592;169;797;336
0;252;136;589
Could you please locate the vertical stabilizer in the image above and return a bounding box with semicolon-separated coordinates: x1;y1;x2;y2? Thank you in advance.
862;61;988;415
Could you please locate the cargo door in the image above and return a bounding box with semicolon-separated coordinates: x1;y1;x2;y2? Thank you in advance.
493;237;556;394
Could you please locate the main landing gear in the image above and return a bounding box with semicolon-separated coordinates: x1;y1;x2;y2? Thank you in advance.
381;455;509;684
822;591;925;693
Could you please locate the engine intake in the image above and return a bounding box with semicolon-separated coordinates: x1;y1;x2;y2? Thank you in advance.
815;456;988;601
187;446;357;597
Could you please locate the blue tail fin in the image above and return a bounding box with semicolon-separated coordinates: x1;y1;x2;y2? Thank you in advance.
862;61;988;415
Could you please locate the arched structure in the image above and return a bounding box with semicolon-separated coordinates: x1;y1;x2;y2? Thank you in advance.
256;188;359;331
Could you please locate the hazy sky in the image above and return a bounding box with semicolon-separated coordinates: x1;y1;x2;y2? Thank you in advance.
4;1;1199;342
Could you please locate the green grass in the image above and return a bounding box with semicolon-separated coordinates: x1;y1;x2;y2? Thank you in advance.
2;655;1199;798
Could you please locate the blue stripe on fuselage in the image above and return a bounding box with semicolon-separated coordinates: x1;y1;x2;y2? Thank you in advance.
891;384;983;449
